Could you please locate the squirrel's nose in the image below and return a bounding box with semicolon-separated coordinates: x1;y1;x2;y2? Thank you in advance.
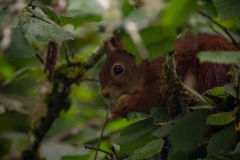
102;90;110;98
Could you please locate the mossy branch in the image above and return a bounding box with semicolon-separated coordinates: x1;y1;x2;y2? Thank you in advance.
162;51;190;116
21;46;104;160
22;82;71;160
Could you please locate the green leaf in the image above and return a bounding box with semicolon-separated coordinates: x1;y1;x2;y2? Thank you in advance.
0;56;15;78
121;2;133;16
5;27;35;58
213;0;240;20
105;119;135;132
207;111;236;126
119;131;156;155
224;83;238;98
125;7;149;27
169;110;209;153
26;7;58;26
204;87;228;98
0;11;8;25
207;125;240;156
60;14;102;28
152;125;173;138
197;51;240;65
123;26;176;59
140;26;176;58
115;118;156;144
114;118;157;155
189;105;216;110
40;6;62;24
151;107;172;124
67;0;103;15
199;0;218;18
2;67;45;86
19;16;74;42
167;147;186;160
132;138;164;160
161;0;198;27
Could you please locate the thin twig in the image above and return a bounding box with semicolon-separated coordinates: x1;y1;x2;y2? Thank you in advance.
198;10;239;48
110;146;119;159
28;0;35;7
85;145;112;157
62;42;71;66
210;26;222;36
94;110;109;160
35;52;45;65
82;130;120;145
83;45;104;70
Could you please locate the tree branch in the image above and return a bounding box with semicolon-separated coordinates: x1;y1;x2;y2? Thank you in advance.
83;45;104;70
198;10;239;48
22;83;72;160
35;52;45;65
21;45;104;160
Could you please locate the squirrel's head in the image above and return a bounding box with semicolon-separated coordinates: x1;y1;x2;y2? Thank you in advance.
99;37;143;100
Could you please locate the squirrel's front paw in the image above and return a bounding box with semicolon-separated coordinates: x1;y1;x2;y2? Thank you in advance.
110;95;134;118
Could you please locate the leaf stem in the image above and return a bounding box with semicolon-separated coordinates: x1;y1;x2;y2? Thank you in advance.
85;145;113;158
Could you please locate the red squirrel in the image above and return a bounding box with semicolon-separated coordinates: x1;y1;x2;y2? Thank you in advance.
99;33;239;118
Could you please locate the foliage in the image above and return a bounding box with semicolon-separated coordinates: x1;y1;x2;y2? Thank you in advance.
0;0;240;160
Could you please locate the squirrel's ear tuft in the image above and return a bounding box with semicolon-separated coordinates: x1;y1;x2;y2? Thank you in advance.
104;40;116;56
113;36;123;51
104;36;124;56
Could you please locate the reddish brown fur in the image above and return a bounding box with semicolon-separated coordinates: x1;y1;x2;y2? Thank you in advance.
99;33;239;118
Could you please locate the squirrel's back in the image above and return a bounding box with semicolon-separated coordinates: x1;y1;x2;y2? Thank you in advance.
174;33;238;93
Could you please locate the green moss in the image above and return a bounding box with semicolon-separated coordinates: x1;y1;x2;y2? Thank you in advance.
53;58;86;85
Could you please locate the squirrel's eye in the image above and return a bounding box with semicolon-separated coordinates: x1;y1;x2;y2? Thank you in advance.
113;65;123;75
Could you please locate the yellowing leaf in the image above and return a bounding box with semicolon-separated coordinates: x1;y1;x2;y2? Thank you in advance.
207;111;236;126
